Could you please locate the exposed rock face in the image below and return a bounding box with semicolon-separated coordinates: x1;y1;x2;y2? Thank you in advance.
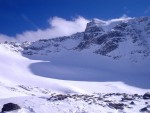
1;103;21;112
76;17;150;59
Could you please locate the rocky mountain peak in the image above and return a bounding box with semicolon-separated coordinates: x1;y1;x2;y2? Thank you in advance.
77;16;150;60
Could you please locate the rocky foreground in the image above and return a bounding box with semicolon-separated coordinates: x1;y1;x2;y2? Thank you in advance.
0;92;150;113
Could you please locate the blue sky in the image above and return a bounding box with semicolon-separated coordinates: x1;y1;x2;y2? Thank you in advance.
0;0;150;41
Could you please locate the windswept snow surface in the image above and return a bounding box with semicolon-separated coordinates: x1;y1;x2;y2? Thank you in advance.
0;45;86;97
88;17;132;32
0;44;149;98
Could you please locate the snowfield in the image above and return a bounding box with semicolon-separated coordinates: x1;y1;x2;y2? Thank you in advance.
0;16;150;113
0;43;150;113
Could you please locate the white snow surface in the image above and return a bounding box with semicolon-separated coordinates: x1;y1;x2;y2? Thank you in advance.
90;17;132;32
1;44;148;97
0;43;150;113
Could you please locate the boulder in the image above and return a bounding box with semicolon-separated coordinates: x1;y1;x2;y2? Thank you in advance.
108;103;124;110
1;103;21;112
130;101;135;105
140;107;148;112
143;92;150;99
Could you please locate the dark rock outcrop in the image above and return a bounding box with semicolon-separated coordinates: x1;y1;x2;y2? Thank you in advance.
130;101;135;105
108;103;125;110
143;92;150;99
1;103;21;112
140;107;148;112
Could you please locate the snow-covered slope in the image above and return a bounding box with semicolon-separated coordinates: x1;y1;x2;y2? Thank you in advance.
1;43;146;97
0;16;150;113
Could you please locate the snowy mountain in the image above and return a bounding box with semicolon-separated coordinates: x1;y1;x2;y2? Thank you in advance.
2;17;150;61
78;17;150;60
0;16;150;113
